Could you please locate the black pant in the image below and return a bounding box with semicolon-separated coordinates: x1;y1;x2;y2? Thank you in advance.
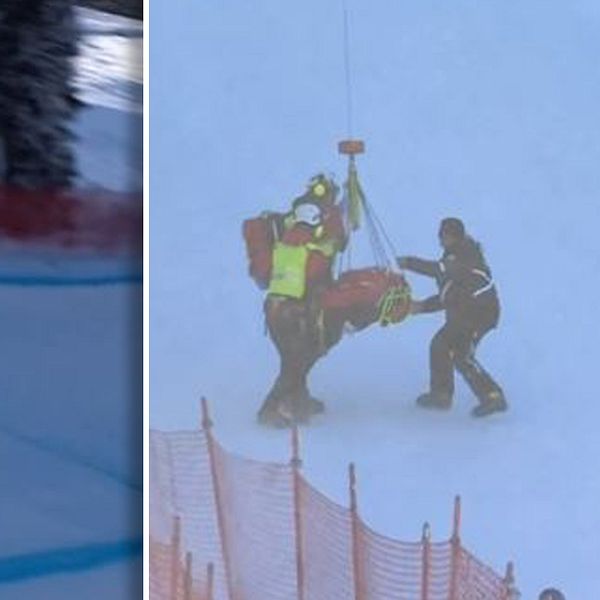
430;319;502;402
259;297;321;415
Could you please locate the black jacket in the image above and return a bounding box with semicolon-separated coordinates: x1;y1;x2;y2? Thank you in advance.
403;236;500;330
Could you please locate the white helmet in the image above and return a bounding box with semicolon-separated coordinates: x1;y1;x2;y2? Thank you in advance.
293;202;322;227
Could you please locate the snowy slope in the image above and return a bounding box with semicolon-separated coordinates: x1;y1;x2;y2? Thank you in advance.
1;557;142;600
74;5;143;114
150;1;600;597
0;286;142;598
0;7;142;598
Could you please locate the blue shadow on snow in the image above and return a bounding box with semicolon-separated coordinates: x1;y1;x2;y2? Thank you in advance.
0;538;142;583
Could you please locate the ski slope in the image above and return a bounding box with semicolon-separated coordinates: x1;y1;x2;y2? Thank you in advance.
0;7;142;599
150;1;599;597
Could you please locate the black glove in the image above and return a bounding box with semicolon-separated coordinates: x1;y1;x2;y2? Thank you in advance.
409;300;424;315
397;256;412;269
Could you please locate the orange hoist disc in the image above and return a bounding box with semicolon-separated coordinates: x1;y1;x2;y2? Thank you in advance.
338;139;365;155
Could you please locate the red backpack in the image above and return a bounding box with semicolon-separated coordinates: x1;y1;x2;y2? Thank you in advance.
242;215;279;288
243;204;346;291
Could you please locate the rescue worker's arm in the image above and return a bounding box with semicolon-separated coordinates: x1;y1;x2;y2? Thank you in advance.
411;294;443;314
397;256;441;278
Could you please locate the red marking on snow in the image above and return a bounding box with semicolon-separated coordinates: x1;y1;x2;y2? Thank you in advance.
0;186;141;251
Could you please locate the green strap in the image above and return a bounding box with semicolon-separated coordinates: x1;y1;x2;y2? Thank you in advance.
378;285;411;326
346;159;364;231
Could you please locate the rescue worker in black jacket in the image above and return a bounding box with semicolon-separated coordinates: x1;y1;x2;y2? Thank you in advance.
398;217;507;417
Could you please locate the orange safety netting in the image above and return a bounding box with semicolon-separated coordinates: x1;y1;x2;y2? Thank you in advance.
150;418;515;600
150;536;213;600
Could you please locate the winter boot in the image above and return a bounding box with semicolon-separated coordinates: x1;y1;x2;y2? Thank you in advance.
257;401;295;428
416;391;452;410
308;396;325;415
283;392;314;425
294;389;325;421
257;404;285;427
471;390;508;418
303;391;325;415
257;392;293;428
261;390;311;427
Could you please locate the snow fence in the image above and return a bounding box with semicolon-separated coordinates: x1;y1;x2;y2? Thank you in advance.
150;400;518;600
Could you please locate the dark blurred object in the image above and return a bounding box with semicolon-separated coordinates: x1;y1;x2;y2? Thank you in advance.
0;0;77;190
539;588;565;600
78;0;142;20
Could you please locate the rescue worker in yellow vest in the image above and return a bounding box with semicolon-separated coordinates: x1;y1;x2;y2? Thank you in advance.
258;174;347;427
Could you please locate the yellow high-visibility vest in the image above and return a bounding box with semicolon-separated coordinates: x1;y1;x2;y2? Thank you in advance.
267;214;341;299
268;242;310;299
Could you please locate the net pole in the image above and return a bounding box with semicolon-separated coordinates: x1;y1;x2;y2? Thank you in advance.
449;496;462;600
206;563;215;600
291;426;306;600
201;398;235;600
349;463;366;600
183;552;192;600
170;516;182;600
421;523;431;600
503;561;518;600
